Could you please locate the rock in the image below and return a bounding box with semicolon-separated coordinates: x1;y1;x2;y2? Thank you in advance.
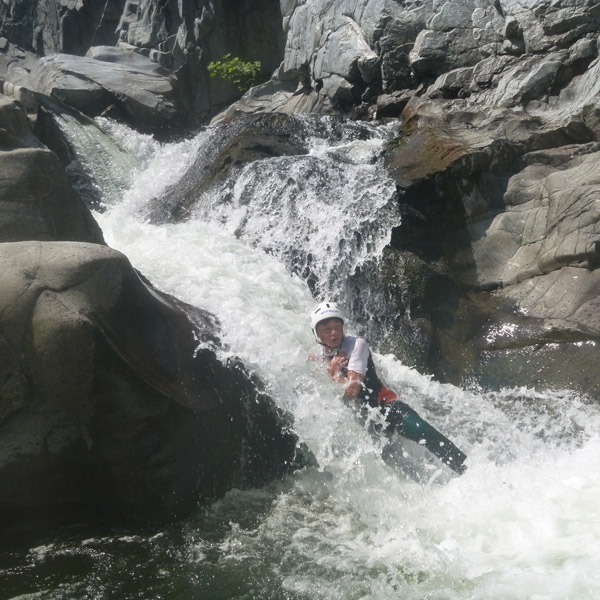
376;90;413;119
0;146;105;243
0;94;104;244
0;0;287;131
426;67;474;99
209;70;334;125
3;0;600;127
491;53;566;107
382;90;600;394
280;0;426;109
0;0;121;56
0;93;308;539
28;51;178;136
541;5;593;36
0;241;308;537
0;90;39;146
470;146;600;287
0;41;39;87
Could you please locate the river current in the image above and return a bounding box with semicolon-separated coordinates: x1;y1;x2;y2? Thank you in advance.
2;116;600;599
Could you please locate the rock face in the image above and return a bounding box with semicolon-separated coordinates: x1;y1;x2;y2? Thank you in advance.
0;0;286;134
381;64;600;394
225;0;600;121
28;51;178;135
221;0;433;119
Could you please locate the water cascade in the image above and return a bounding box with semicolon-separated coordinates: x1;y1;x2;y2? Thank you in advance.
3;117;600;600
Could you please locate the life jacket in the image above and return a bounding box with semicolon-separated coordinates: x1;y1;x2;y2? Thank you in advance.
322;336;398;408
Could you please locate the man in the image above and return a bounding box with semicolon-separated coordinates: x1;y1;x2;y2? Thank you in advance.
310;301;467;475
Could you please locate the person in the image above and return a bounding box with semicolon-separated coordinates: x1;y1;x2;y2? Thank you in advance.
310;301;467;475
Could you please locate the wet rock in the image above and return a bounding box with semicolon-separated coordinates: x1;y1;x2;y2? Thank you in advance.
383;90;600;396
0;241;308;537
0;93;309;540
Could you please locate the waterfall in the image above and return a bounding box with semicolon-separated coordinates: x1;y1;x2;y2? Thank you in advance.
181;116;400;307
46;103;141;209
5;115;600;600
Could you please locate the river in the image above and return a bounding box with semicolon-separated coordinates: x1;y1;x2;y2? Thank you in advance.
2;116;600;599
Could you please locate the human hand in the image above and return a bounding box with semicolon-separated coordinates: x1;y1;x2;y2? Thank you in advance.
327;352;348;381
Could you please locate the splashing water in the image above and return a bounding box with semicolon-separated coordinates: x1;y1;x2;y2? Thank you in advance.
3;118;600;600
185;115;400;305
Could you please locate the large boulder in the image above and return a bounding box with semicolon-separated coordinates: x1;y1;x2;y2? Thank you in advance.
28;51;179;136
0;241;306;538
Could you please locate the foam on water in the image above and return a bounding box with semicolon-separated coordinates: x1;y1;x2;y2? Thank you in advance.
89;120;600;599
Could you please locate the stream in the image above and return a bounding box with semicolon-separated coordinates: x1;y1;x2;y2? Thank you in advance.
2;115;600;600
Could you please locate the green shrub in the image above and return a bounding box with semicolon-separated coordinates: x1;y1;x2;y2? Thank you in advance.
207;54;264;92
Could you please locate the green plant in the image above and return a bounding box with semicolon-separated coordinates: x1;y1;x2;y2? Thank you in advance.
207;54;264;92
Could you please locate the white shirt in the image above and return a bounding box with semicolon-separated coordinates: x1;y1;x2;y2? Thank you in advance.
321;335;370;375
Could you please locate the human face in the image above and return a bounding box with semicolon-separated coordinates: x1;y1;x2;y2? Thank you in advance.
316;318;344;349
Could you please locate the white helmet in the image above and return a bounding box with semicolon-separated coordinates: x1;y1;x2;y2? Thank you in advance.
310;302;345;342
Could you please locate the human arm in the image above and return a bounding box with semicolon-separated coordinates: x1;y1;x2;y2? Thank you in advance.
344;370;365;399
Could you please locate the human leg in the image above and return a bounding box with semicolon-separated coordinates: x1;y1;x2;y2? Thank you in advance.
385;401;467;475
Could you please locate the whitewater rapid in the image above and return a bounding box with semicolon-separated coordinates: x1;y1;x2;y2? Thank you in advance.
2;116;595;600
85;118;600;599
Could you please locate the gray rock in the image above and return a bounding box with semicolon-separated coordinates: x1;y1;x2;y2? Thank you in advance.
209;77;331;125
283;0;427;101
3;0;600;127
0;94;104;244
113;0;286;127
491;53;566;107
383;91;600;394
271;0;600;116
0;241;307;535
28;51;178;135
0;93;309;538
0;89;39;145
0;0;121;56
429;1;474;31
427;66;474;99
0;145;105;244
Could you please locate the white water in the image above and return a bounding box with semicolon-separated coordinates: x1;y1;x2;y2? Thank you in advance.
23;118;600;599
